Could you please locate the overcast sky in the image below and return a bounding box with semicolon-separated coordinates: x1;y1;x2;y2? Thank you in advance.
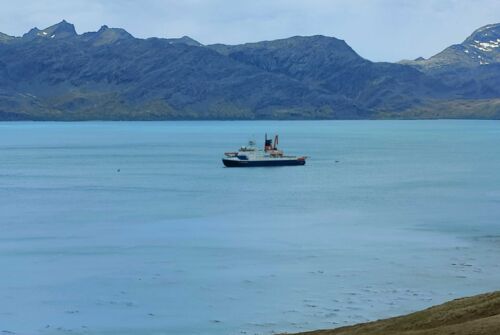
0;0;498;62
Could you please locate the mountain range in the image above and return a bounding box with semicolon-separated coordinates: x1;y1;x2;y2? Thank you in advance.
0;21;499;120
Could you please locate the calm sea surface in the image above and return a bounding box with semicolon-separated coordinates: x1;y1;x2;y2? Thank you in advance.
1;121;500;335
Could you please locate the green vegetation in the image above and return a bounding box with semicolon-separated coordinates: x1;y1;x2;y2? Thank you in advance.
378;99;500;119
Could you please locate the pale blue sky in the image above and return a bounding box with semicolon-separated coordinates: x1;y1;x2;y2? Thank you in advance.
1;0;499;62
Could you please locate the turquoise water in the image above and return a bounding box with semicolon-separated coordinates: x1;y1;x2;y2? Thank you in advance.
1;121;500;335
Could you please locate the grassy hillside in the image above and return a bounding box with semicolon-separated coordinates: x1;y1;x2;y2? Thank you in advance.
377;99;500;119
290;291;500;335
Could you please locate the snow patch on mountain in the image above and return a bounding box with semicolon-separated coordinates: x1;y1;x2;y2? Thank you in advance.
471;39;500;52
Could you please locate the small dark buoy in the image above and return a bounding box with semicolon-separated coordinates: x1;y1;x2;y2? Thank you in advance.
335;160;340;163
117;169;120;172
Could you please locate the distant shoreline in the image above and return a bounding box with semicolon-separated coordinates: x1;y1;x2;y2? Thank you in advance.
1;118;500;122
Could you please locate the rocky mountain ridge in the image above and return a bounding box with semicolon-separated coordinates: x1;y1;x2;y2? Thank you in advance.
0;21;499;120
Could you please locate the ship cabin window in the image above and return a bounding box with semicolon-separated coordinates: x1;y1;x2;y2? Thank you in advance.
237;154;248;160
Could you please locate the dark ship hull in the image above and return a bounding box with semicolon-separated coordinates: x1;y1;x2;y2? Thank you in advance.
222;134;307;167
222;158;306;167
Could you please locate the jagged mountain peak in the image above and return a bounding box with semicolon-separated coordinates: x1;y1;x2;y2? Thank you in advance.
36;20;77;39
21;27;41;40
96;25;130;36
165;36;203;47
19;20;77;41
80;25;134;46
98;25;109;32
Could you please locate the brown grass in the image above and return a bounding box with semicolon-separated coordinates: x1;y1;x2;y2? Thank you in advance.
288;291;500;335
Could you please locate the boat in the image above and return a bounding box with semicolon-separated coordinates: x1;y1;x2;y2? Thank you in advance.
222;134;307;167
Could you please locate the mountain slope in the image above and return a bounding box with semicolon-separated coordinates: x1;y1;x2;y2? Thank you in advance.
0;22;364;120
403;23;500;71
290;291;500;335
401;23;500;100
0;32;15;43
209;36;445;112
0;21;499;120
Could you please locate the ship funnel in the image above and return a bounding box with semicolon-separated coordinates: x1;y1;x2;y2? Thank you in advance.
264;133;273;151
